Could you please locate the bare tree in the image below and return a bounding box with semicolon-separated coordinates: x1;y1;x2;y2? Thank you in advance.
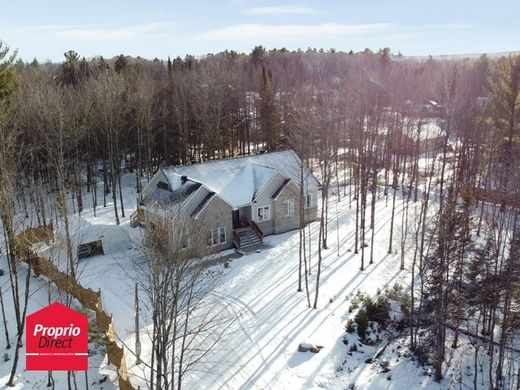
136;207;227;390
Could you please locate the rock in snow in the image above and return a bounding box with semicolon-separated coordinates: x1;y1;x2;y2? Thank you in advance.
298;342;324;353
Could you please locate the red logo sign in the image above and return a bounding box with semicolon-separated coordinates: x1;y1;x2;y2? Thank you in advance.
26;302;89;371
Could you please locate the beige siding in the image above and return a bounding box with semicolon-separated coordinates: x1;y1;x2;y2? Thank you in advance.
146;165;319;243
252;172;286;236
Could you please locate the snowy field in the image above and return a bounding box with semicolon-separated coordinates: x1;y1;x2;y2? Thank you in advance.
1;171;516;389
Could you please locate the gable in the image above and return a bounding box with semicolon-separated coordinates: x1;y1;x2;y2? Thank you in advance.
142;169;170;200
273;179;300;200
193;194;233;220
143;169;202;210
219;162;278;207
190;191;215;218
253;171;287;203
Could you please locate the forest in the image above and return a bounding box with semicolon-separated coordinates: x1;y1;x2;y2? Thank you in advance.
0;40;519;389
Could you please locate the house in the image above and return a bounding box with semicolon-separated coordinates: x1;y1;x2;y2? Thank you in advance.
138;150;321;250
403;99;444;118
415;121;447;153
393;120;447;155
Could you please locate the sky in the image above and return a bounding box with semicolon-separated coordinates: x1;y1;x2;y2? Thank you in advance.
1;0;519;62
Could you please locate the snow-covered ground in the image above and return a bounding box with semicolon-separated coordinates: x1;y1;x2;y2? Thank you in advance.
2;169;517;389
0;176;142;389
61;195;396;388
49;176;424;389
0;256;116;389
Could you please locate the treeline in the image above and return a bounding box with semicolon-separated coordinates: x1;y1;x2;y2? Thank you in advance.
0;45;476;223
0;40;520;388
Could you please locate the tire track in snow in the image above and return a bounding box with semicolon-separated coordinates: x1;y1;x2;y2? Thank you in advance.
209;291;268;366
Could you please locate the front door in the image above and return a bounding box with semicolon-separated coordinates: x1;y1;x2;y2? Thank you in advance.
232;210;240;229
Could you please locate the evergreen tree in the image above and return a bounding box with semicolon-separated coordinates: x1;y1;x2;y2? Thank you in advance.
59;50;80;86
487;55;520;207
250;45;265;68
114;54;128;74
0;41;17;99
79;56;90;81
97;55;110;71
167;56;172;75
258;65;279;151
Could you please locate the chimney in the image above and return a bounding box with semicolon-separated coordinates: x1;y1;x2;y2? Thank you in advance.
181;175;188;185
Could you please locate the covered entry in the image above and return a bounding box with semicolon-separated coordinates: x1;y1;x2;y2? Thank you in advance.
232;210;240;229
232;206;252;229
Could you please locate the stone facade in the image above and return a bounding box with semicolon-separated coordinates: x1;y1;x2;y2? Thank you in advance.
198;195;234;250
273;181;300;234
273;181;318;234
145;162;320;249
143;150;322;249
187;182;318;247
304;206;318;224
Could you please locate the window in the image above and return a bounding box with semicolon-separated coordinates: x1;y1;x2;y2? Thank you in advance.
284;199;295;216
157;181;171;191
207;227;226;246
305;193;313;209
219;227;226;244
257;205;270;222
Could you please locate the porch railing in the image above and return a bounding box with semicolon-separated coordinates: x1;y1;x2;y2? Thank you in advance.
250;221;264;241
130;207;144;228
233;230;241;248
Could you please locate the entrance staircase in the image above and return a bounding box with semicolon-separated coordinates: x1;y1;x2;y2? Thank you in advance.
233;224;263;250
130;208;144;228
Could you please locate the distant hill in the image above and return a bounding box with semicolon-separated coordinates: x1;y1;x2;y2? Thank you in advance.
400;50;520;60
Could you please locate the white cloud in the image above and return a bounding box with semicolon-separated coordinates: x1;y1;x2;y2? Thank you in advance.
421;22;474;30
25;21;176;41
195;23;395;42
244;6;314;16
